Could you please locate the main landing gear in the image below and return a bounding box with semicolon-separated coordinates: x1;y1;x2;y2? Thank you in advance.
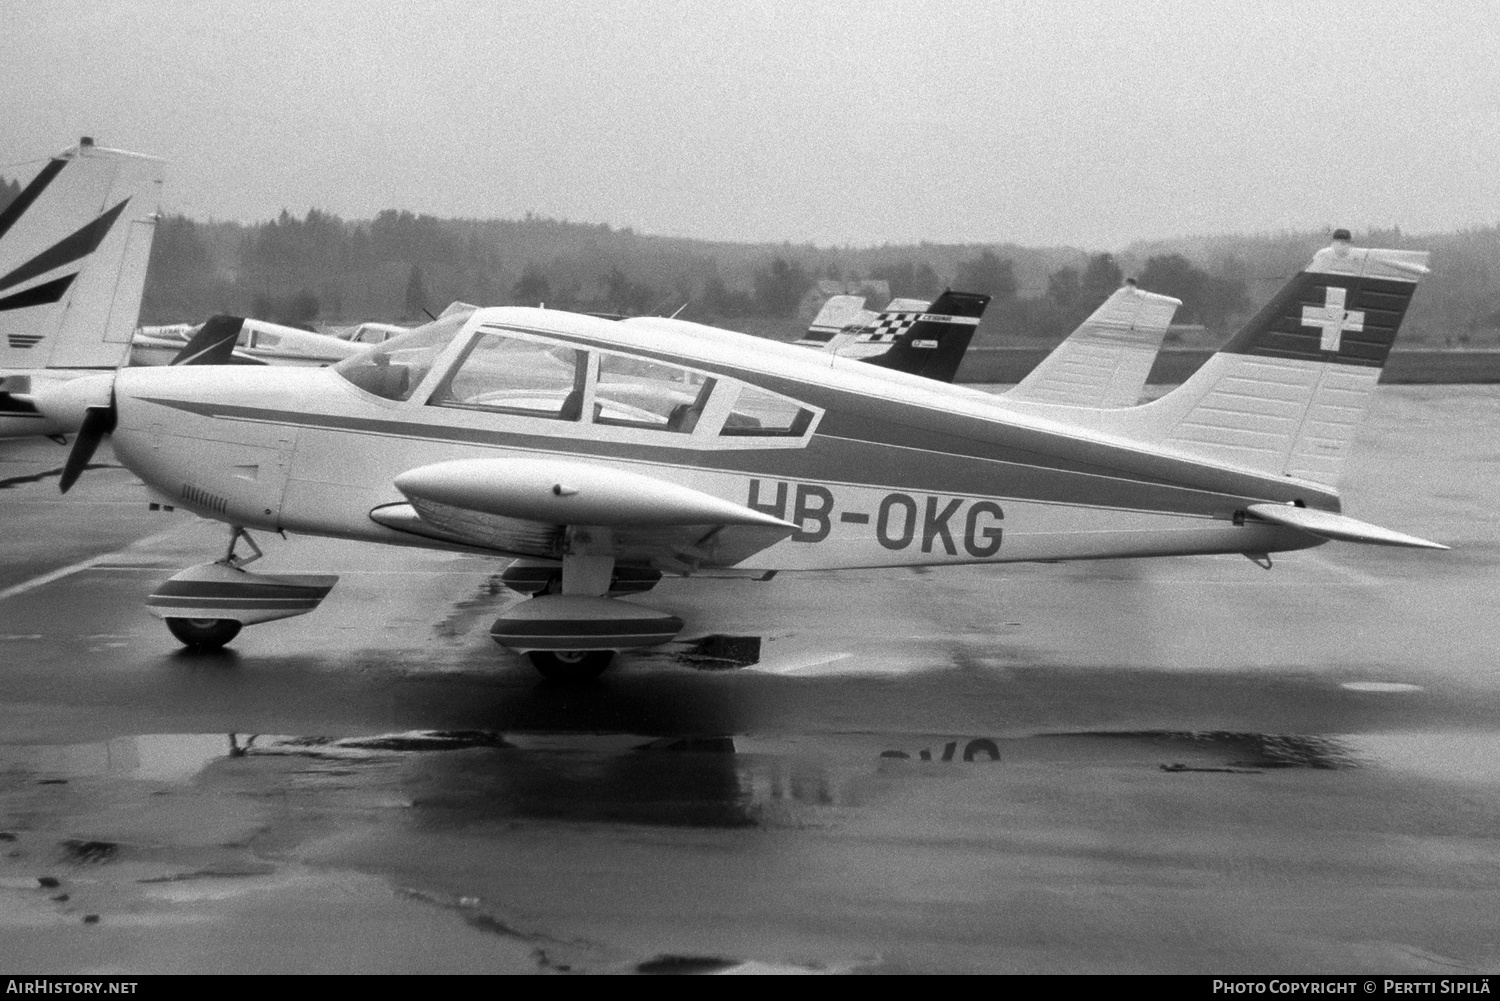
489;530;683;682
146;527;339;651
527;649;615;682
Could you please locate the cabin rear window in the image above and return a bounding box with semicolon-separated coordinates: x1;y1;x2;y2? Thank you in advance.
720;384;815;437
593;353;714;432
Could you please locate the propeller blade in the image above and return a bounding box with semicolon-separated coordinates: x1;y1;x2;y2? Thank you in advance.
58;397;116;494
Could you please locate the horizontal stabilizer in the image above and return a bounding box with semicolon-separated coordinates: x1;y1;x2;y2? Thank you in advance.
1245;503;1448;549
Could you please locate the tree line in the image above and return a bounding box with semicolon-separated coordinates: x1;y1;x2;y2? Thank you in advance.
2;176;1496;346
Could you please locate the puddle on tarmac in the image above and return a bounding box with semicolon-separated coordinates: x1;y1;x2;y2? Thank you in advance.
1064;731;1361;770
3;733;237;782
634;634;765;671
15;728;1493;833
1;728;1375;784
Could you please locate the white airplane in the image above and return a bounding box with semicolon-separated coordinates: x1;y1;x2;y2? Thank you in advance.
35;233;1444;681
801;281;1180;406
328;320;413;346
0;138;164;439
131;315;362;368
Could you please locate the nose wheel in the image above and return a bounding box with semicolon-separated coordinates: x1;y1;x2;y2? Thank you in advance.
148;527;340;651
165;617;243;650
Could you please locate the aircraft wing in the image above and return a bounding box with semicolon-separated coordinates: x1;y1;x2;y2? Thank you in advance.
369;457;798;572
1007;284;1181;408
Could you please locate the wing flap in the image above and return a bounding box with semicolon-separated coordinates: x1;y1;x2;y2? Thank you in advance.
1245;503;1448;550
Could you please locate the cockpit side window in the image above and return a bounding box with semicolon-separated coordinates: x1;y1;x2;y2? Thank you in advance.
333;314;467;402
427;330;587;420
593;353;714;432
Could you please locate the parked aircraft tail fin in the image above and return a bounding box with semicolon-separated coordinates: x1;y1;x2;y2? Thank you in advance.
861;290;990;383
170;315;245;366
1098;233;1429;487
1008;282;1181;408
0;138;164;372
798;295;869;345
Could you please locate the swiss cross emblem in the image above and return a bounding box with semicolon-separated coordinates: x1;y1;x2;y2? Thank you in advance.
1301;286;1364;352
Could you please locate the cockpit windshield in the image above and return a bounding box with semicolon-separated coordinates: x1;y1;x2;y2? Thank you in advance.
333;313;469;401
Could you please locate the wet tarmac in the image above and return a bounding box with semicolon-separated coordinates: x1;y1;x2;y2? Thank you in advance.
1;385;1498;974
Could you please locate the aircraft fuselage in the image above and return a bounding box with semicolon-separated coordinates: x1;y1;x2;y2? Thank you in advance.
106;308;1328;572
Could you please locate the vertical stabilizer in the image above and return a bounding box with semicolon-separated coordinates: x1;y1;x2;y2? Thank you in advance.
1008;282;1181;408
1095;234;1429;487
799;294;869;345
0;139;165;371
819;297;931;358
862;289;989;383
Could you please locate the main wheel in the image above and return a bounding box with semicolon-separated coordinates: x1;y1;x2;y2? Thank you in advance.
165;617;242;650
527;649;613;682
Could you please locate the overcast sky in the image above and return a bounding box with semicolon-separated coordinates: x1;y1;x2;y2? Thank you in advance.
4;0;1498;249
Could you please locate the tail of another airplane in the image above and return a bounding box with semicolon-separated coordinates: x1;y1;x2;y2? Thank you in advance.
1097;233;1429;488
169;315;246;366
1007;281;1181;408
798;294;870;345
0;138;164;372
862;290;989;383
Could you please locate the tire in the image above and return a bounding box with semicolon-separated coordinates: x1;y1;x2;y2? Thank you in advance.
165;617;242;650
527;649;613;682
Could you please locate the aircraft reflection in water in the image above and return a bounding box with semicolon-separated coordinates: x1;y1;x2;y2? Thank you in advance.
7;728;1364;832
35;233;1446;680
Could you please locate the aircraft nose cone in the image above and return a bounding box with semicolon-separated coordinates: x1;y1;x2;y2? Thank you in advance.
32;373;114;434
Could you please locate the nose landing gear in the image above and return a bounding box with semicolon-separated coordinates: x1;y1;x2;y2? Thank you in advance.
164;617;243;649
147;527;339;651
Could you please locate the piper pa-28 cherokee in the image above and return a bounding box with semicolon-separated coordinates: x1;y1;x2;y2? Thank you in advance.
36;232;1444;680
